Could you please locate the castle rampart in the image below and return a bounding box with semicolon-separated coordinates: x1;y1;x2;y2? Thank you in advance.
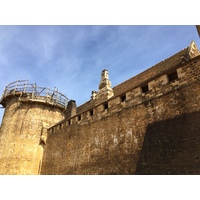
40;42;200;174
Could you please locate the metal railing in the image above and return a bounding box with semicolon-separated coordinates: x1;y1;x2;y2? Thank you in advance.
0;80;69;108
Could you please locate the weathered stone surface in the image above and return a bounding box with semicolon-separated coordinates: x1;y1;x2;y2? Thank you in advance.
41;54;200;175
135;109;200;175
0;98;64;175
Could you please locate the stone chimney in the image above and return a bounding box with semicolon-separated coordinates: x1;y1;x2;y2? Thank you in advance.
95;69;114;103
91;90;98;100
65;100;77;119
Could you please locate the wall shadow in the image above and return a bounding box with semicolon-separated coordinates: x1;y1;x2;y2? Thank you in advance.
135;111;200;175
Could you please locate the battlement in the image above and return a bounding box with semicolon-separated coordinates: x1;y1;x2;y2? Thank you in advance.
70;41;200;117
49;41;200;132
49;55;200;133
0;80;69;109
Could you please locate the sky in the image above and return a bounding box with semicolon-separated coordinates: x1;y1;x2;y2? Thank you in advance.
0;25;200;124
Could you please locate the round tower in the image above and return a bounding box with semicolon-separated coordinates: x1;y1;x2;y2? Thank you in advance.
0;80;68;175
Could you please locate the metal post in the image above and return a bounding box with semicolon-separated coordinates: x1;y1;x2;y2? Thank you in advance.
14;80;19;94
23;80;28;93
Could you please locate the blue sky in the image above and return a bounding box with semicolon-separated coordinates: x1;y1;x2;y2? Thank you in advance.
0;25;200;124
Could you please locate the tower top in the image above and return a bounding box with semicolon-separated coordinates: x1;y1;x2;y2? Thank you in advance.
0;80;69;108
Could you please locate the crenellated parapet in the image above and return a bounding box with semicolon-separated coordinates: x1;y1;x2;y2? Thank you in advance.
48;51;200;133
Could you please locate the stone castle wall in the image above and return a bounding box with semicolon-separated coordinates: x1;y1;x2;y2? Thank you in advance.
41;55;200;174
1;40;200;175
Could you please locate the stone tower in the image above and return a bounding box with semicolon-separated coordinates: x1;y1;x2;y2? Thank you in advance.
0;80;68;175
